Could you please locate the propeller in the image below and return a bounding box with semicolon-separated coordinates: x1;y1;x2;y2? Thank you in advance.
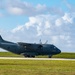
44;40;48;44
39;39;42;44
39;39;48;44
38;40;48;48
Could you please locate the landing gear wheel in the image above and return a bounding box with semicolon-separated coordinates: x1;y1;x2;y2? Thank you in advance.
48;55;52;58
24;55;35;58
31;55;35;58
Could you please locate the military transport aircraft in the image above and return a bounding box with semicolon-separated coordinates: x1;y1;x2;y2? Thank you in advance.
0;35;61;58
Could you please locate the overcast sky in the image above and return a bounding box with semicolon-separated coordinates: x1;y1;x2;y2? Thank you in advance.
0;0;75;52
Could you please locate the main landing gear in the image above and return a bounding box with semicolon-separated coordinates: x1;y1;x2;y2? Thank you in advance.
48;55;52;58
24;55;35;58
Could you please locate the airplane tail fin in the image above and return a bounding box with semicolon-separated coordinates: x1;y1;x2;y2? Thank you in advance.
0;35;4;42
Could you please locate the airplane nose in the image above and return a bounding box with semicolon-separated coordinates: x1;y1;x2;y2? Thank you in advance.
58;49;61;54
53;46;61;54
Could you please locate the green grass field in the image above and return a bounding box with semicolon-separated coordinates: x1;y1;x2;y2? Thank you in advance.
0;52;75;58
0;52;75;75
0;52;21;57
0;59;75;75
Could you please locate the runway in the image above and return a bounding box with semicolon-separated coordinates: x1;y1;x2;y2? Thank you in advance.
0;57;75;61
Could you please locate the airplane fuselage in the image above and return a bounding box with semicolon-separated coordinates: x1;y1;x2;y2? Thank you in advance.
0;36;61;58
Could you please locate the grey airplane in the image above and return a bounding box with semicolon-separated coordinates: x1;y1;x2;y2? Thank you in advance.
0;35;61;58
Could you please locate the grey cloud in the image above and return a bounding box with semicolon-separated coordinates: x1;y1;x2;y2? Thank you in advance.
0;0;64;16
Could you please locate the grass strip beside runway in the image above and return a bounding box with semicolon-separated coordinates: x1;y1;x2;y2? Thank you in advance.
0;59;75;75
0;52;75;58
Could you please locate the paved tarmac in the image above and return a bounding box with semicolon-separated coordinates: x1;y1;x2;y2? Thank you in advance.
0;57;75;61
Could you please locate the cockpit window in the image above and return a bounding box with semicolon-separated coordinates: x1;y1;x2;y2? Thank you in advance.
50;45;54;48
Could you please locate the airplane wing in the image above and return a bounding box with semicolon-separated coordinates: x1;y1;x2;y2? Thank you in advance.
18;42;43;48
18;42;32;46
